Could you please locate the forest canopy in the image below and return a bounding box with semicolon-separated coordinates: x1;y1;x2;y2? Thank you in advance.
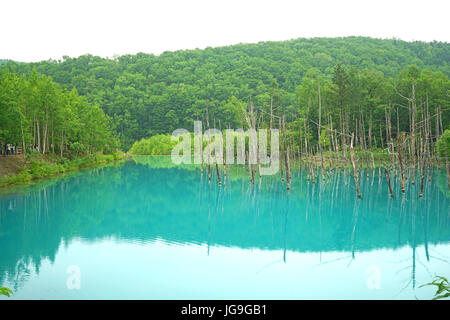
0;68;118;157
1;36;449;150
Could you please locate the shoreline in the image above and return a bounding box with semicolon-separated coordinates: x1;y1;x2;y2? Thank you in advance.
0;153;128;193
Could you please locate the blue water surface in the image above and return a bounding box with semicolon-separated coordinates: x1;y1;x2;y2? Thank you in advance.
0;156;449;299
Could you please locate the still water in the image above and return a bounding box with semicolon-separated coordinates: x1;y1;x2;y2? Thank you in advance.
0;156;449;299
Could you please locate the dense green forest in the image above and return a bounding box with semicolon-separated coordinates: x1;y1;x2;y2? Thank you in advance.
0;69;121;187
2;36;449;151
0;69;118;156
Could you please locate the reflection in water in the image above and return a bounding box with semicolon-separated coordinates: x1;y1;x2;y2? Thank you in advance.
0;156;449;299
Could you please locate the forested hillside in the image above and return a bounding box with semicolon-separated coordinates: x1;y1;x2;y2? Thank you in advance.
0;69;118;156
2;36;449;149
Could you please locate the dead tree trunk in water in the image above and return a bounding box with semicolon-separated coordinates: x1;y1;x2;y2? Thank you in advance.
283;116;291;190
199;115;204;174
385;167;394;198
221;121;226;179
419;136;425;198
380;131;394;198
318;81;325;181
214;119;221;186
398;133;406;193
286;146;291;190
360;115;369;179
247;151;254;184
328;115;334;170
410;79;417;185
350;133;362;199
425;96;432;182
279;117;284;182
206;104;211;181
418;112;428;198
435;106;441;167
385;107;394;168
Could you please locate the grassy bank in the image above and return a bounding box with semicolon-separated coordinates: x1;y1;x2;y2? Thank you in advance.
0;152;125;189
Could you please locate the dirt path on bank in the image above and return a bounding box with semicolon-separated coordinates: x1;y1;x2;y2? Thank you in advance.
0;155;25;177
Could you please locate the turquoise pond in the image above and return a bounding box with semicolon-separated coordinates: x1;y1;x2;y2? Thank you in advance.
0;156;449;299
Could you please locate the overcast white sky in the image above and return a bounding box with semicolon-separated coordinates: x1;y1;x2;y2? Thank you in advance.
1;0;449;62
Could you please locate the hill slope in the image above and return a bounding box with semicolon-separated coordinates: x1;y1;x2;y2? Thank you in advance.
3;36;449;148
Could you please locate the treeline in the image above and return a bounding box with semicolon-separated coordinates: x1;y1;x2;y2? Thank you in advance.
293;64;449;146
130;135;177;155
0;68;118;158
2;37;449;149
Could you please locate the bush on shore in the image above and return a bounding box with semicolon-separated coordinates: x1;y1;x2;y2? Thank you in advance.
0;152;122;188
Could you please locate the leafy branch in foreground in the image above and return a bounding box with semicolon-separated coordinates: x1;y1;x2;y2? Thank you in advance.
0;287;13;297
420;276;450;300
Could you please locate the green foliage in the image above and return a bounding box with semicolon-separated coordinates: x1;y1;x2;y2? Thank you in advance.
2;37;448;150
420;276;450;300
0;171;31;187
29;160;62;178
0;69;117;156
331;63;350;109
0;153;121;188
320;127;330;148
129;134;178;155
0;287;13;297
436;129;450;158
69;142;88;157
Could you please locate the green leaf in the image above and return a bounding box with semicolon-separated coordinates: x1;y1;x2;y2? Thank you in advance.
0;287;13;297
421;275;450;300
432;292;450;300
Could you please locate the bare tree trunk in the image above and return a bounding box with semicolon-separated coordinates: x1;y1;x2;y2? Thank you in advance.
283;116;291;190
42;121;47;155
385;166;394;198
37;118;41;153
410;79;417;185
60;131;64;158
20;118;26;162
318;81;325;181
206;104;211;181
398;133;406;193
350;133;362;199
419;136;425;198
435;106;441;167
328;115;334;170
213;118;221;186
51;119;55;154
